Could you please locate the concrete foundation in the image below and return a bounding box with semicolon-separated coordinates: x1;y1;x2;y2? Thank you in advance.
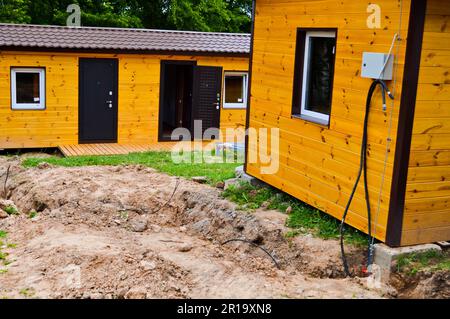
373;243;442;282
234;166;267;187
224;166;269;190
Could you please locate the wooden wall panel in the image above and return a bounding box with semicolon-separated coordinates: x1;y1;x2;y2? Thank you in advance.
198;56;248;139
404;0;450;245
0;52;248;148
247;0;411;242
0;53;79;148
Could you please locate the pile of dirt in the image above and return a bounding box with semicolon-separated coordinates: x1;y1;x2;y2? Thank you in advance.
390;270;450;299
0;156;441;298
5;160;364;279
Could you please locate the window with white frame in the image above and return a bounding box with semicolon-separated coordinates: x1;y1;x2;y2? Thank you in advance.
223;72;248;109
292;29;336;125
11;68;46;110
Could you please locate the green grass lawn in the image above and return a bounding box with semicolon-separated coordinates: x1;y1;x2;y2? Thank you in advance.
222;182;368;246
396;250;450;275
22;151;242;185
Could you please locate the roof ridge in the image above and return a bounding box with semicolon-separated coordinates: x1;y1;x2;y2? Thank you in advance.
0;23;251;37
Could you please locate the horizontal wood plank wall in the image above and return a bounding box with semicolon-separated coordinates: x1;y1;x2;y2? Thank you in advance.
247;0;411;241
117;55;248;144
197;57;248;136
403;0;450;245
0;53;79;148
0;52;248;148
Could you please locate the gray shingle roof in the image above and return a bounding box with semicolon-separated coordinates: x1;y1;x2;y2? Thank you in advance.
0;23;250;55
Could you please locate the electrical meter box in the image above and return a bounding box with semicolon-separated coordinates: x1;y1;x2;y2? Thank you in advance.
361;52;394;80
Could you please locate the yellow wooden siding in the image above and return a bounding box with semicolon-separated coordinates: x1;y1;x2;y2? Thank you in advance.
246;0;411;241
0;53;79;148
0;52;248;148
403;1;450;245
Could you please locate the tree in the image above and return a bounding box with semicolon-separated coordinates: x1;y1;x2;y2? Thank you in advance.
166;0;251;32
0;0;252;32
0;0;30;23
27;0;144;28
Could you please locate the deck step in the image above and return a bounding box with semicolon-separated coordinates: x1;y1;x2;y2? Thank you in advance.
58;142;207;157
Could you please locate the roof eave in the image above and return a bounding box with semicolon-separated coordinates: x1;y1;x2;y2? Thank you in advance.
0;45;250;58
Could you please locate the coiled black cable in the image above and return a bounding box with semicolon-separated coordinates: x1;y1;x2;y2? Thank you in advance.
340;79;394;276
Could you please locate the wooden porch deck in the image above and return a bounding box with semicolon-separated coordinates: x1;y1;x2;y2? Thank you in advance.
58;142;202;157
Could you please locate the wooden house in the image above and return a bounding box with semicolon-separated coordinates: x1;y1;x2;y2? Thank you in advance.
245;0;450;246
0;24;250;151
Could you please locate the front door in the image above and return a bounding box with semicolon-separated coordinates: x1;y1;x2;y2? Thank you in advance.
79;58;118;143
192;66;223;139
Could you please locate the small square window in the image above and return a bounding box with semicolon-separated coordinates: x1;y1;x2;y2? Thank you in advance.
292;29;337;125
11;68;46;110
223;72;248;109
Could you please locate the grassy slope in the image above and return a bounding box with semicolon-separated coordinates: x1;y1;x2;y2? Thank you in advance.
396;250;450;275
23;151;366;244
22;152;241;185
222;182;368;246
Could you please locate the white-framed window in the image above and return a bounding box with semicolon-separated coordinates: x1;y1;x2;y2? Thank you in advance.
294;30;336;125
223;71;248;109
11;67;46;110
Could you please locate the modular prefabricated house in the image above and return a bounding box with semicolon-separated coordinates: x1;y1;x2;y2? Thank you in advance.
0;24;250;149
245;0;450;246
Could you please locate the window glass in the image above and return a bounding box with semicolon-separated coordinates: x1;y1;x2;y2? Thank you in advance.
11;68;45;110
225;75;244;103
224;72;248;108
292;29;336;125
16;72;41;104
304;36;335;116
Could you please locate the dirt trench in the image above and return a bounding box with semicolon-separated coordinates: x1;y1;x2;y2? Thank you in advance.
0;157;391;299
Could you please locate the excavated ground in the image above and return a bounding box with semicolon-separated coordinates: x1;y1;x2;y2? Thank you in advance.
0;155;446;299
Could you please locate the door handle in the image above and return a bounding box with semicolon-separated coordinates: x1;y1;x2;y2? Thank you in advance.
214;102;220;110
106;100;113;109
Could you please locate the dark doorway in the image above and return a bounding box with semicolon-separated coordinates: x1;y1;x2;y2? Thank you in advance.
159;61;223;141
79;58;118;143
159;61;195;141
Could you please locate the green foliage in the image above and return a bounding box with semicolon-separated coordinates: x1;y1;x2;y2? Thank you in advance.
396;250;450;275
22;151;242;185
28;210;38;219
19;288;35;298
0;230;14;273
167;0;251;32
0;251;8;261
0;0;30;23
222;182;274;210
4;206;18;215
222;182;368;246
0;0;252;32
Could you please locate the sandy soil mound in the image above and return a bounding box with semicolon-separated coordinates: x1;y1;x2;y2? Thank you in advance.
0;157;389;298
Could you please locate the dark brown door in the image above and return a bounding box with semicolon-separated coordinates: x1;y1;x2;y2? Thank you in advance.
192;66;223;139
176;67;186;128
79;58;118;143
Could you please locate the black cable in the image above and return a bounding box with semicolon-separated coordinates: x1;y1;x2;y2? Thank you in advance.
340;80;393;276
221;238;281;269
151;178;181;214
